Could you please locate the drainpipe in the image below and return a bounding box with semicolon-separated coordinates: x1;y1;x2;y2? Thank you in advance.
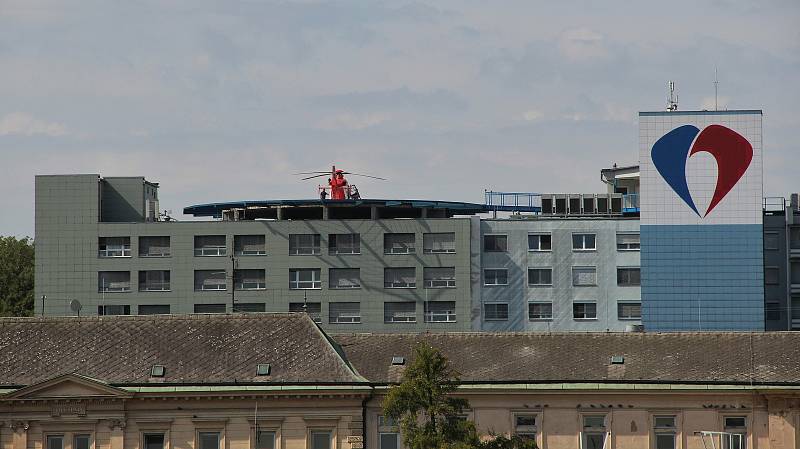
362;387;374;449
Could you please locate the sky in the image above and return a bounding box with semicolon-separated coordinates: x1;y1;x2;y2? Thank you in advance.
1;0;798;237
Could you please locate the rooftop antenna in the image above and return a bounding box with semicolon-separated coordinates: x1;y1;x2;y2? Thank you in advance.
666;81;678;111
714;67;719;111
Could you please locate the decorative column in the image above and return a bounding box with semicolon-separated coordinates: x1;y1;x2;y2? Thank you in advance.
108;419;126;449
9;421;29;449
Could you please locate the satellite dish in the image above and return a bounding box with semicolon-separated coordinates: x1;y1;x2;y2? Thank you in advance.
69;299;82;315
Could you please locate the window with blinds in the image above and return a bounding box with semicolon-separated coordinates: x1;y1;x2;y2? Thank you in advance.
384;233;415;254
234;235;266;255
329;268;361;289
138;270;170;291
329;302;361;324
424;301;456;322
423;267;456;288
194;270;226;291
384;302;416;323
289;234;321;255
572;266;597;286
329;233;360;255
98;271;131;292
384;267;416;288
98;237;131;257
617;302;642;319
528;268;553;286
289;268;321;289
616;233;640;251
617;267;641;286
194;235;226;256
423;233;456;254
234;269;266;290
139;236;170;257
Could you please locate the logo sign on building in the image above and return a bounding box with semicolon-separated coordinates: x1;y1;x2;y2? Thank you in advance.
639;110;764;331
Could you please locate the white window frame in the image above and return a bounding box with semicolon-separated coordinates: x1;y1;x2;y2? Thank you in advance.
512;413;538;442
378;415;400;449
384;267;416;289
384;302;417;323
572;266;598;287
98;271;131;293
572;233;597;251
289;269;322;290
328;302;361;324
484;302;509;321
528;302;553;321
722;416;748;449
616;267;641;287
289;234;321;256
616;232;640;251
527;233;552;252
328;233;361;255
424;301;457;323
423;267;456;288
194;236;227;257
652;415;678;449
581;414;608;449
234;269;267;291
234;235;267;256
573;301;598;320
195;270;227;291
528;267;553;287
98;237;131;258
328;268;361;289
384;233;416;254
483;268;509;286
139;270;171;292
617;301;642;320
423;232;456;254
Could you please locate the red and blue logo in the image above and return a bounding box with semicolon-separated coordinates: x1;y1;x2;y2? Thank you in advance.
651;124;753;217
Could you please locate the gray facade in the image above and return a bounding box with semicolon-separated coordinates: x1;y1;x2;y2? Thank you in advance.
764;206;800;330
35;175;473;333
473;217;641;331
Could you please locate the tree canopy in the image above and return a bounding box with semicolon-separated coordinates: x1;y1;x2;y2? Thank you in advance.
0;236;35;316
382;342;538;449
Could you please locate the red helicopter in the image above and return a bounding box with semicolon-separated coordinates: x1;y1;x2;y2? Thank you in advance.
296;165;386;200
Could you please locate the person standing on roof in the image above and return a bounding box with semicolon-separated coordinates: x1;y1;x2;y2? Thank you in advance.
329;170;348;200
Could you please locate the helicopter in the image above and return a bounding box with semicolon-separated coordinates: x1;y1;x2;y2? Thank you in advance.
295;165;386;200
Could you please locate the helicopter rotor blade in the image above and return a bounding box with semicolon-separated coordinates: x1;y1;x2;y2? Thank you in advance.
341;172;387;180
300;174;330;180
294;171;331;175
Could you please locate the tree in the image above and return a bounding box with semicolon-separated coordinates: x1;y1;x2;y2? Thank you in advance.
0;236;35;316
382;342;538;449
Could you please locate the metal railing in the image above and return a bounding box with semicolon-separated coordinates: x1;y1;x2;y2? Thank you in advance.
98;247;131;258
194;246;227;257
424;311;457;323
139;282;171;292
622;193;639;211
485;191;542;209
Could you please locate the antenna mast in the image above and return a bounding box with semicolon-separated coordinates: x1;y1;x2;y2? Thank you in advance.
714;67;719;111
666;81;678;111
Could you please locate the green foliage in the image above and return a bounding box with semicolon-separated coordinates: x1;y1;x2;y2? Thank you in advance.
382;342;538;449
0;236;35;316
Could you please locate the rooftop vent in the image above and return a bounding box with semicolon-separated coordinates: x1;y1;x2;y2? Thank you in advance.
256;363;271;376
391;356;406;366
150;365;166;377
610;356;625;365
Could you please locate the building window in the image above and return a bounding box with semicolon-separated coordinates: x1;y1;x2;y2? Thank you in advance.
234;235;266;256
194;235;227;256
424;301;456;323
194;270;227;291
582;415;607;449
572;233;596;251
378;416;400;449
289;268;321;289
98;271;131;292
528;302;553;321
255;431;275;449
329;302;361;324
514;414;537;441
617;267;641;286
289;234;321;255
139;304;170;315
484;269;508;286
385;267;416;288
791;227;800;249
528;268;553;286
572;266;597;286
484;303;509;321
764;232;779;250
235;302;266;313
766;302;781;321
139;236;170;257
289;302;321;323
385;233;415;254
528;234;551;251
617;302;642;320
310;431;331;449
765;267;780;285
143;433;165;449
424;267;456;288
723;416;747;449
198;432;220;449
139;270;170;292
384;302;416;323
574;302;597;320
73;435;90;449
98;305;131;316
329;268;361;289
234;269;266;290
98;236;131;258
423;233;456;254
329;233;360;255
194;304;226;314
484;234;508;252
47;436;64;449
653;416;676;449
616;233;640;251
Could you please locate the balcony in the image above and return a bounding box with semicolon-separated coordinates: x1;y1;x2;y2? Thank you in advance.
194;246;226;257
424;310;456;323
139;282;171;292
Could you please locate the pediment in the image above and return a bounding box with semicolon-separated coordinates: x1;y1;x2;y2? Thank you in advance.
5;373;132;399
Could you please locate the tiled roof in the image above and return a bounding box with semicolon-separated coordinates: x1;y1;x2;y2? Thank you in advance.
0;313;363;386
334;332;800;385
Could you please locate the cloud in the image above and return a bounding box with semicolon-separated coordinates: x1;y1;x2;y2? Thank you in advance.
0;112;68;137
558;28;609;62
317;112;391;130
522;110;543;121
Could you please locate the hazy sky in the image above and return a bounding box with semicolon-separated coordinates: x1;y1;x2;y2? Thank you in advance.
1;0;798;237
